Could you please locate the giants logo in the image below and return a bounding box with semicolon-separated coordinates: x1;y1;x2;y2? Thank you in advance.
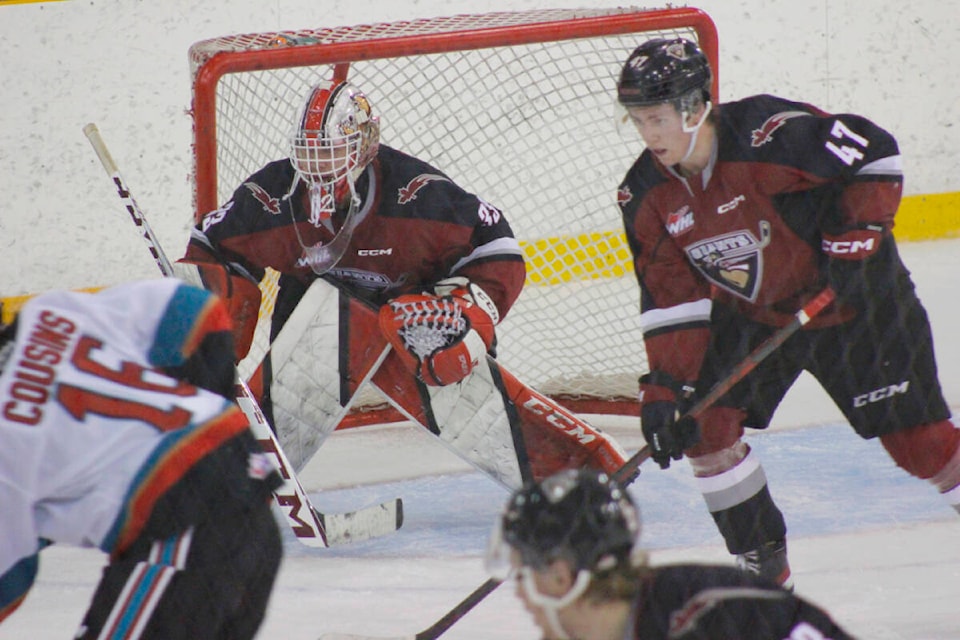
397;173;451;204
685;221;772;301
750;110;811;147
244;182;282;214
666;205;694;236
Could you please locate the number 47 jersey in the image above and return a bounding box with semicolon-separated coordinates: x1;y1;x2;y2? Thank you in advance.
618;93;903;344
0;279;251;579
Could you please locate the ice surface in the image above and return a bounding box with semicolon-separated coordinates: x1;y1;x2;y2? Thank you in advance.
3;239;958;640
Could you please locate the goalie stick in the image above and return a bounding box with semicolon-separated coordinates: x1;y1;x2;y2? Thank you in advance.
83;122;402;547
318;285;837;640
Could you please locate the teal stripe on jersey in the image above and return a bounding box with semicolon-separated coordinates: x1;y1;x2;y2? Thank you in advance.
148;284;213;368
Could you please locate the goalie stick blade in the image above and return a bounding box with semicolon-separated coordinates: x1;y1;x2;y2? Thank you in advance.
316;497;404;546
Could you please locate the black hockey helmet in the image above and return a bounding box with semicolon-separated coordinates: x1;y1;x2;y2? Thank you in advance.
491;469;641;574
617;37;712;107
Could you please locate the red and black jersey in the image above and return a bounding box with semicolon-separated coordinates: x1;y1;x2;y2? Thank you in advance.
618;94;904;382
184;144;526;319
633;564;854;639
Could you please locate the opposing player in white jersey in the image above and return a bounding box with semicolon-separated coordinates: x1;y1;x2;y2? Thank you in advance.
0;278;283;639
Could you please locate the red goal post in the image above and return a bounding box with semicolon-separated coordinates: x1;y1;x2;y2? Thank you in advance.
188;7;719;423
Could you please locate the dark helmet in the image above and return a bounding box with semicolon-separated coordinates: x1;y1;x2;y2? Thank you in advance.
497;469;640;573
617;37;712;107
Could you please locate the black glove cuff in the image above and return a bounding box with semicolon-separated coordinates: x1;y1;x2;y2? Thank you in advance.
639;370;695;399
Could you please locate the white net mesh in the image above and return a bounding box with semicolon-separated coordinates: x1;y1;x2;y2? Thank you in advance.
189;7;716;413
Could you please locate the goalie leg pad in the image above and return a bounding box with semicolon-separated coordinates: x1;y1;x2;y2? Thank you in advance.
260;279;382;471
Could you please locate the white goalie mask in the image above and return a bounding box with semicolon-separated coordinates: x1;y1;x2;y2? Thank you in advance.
289;80;381;216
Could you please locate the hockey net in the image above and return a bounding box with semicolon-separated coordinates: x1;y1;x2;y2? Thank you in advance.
188;7;719;421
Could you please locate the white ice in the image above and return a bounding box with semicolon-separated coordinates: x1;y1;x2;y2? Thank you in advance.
3;238;959;640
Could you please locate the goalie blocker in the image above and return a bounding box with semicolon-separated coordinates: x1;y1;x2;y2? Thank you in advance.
246;276;628;488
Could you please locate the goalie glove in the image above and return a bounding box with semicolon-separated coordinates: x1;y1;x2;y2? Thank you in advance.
379;278;497;386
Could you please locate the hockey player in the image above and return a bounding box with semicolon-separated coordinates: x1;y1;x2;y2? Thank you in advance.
0;279;282;639
486;468;854;639
178;78;524;391
174;78;628;485
615;37;960;587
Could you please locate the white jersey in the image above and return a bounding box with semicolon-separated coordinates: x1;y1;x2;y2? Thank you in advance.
0;279;248;581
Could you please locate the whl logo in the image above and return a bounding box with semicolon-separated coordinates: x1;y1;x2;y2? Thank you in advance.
666;205;694;236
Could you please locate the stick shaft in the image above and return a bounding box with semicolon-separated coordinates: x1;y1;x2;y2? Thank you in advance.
613;285;837;482
83;123;174;275
412;285;838;634
83;122;338;545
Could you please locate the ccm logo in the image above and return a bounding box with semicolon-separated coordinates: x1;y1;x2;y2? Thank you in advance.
853;381;909;408
358;249;393;256
522;396;596;444
822;238;875;257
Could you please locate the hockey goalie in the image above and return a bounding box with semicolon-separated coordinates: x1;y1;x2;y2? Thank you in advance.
174;78;626;488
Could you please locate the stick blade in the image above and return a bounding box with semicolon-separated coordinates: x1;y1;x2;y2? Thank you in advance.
320;497;404;546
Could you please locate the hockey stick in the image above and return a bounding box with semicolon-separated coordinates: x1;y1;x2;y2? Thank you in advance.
83;122;402;547
612;284;837;482
319;284;837;640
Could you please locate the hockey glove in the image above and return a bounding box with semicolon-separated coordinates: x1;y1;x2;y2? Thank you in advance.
821;223;892;309
639;371;700;470
379;279;497;386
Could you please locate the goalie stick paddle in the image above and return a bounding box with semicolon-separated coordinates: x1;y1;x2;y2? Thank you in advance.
83;122;403;548
318;284;837;640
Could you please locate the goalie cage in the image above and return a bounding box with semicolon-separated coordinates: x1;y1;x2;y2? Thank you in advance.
187;6;719;425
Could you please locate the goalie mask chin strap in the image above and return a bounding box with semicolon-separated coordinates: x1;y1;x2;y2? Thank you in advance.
289;167;376;276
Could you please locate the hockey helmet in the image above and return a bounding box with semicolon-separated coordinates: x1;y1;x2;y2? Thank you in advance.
617;37;712;107
290;80;380;192
487;469;641;577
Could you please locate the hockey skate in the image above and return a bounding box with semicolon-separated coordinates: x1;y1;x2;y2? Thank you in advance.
736;538;793;590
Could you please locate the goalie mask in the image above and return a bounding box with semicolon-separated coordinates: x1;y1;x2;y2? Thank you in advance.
290;80;381;214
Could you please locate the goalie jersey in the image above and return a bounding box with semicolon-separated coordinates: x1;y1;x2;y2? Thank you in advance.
0;280;274;620
183;144;527;325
